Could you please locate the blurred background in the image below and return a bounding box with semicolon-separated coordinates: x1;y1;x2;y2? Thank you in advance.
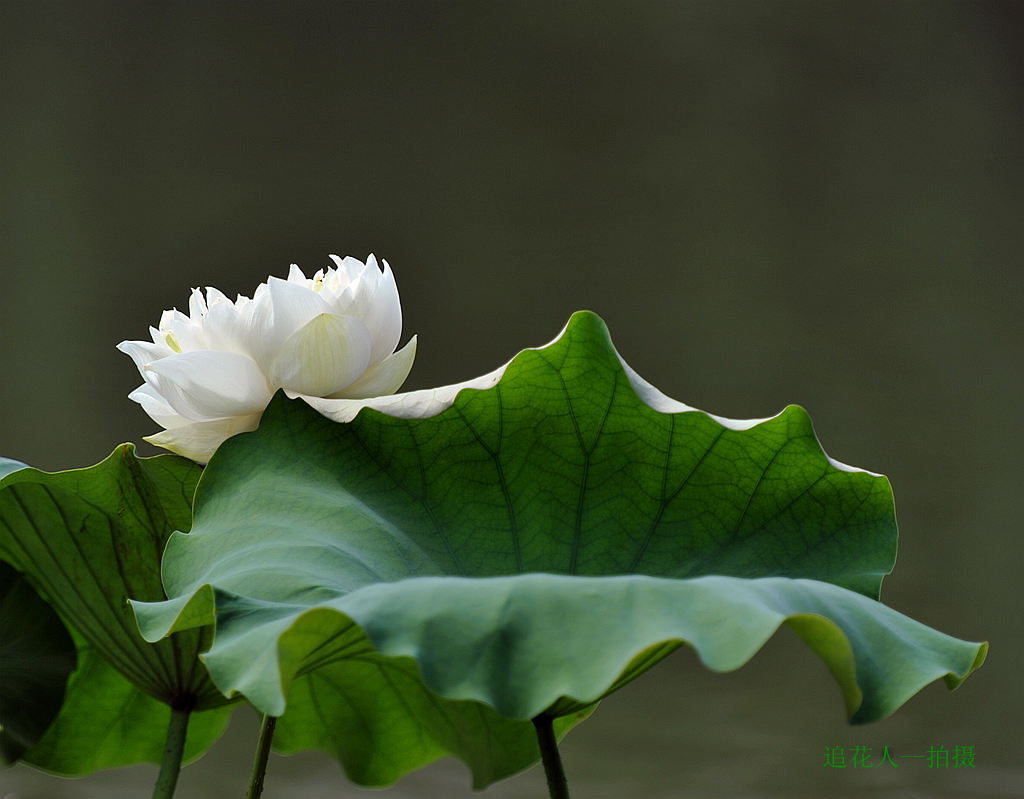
1;1;1020;797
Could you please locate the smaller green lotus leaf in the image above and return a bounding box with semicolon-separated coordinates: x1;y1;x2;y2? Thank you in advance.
0;561;76;764
0;445;225;708
20;632;231;775
0;445;235;775
134;311;986;787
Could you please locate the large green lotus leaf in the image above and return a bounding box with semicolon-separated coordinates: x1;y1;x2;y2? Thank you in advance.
135;311;986;785
0;561;76;763
0;446;234;773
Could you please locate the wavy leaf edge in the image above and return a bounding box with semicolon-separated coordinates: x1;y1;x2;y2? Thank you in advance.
135;572;986;727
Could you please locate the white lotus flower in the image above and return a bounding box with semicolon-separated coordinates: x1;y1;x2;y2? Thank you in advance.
118;254;416;463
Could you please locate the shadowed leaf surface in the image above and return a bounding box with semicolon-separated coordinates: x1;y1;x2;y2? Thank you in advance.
0;561;76;764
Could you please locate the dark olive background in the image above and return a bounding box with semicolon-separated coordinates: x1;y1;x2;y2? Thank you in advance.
2;2;1020;797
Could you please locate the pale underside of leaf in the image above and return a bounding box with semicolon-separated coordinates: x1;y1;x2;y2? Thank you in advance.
0;458;27;482
136;573;985;727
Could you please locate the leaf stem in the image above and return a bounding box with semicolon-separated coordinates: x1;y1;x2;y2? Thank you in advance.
152;705;190;799
533;714;571;799
246;713;278;799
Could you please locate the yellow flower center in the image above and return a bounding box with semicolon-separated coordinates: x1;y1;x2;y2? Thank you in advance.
164;331;183;353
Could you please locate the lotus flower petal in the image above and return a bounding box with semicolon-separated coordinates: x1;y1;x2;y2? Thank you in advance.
269;314;373;397
144;351;272;421
323;335;417;400
118;253;416;461
144;414;263;464
116;340;173;372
